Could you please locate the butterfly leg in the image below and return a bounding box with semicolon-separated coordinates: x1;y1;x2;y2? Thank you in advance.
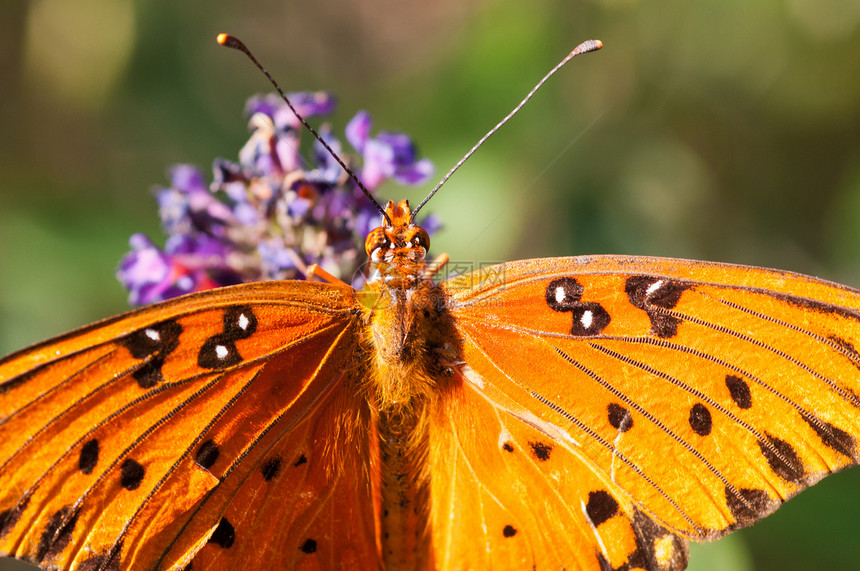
424;253;450;280
306;263;350;287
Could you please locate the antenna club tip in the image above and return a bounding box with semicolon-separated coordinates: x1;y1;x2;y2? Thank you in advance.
571;39;603;57
217;33;246;51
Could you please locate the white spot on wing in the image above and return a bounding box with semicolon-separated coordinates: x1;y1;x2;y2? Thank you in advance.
145;328;160;342
555;286;566;304
215;345;229;360
646;279;664;295
237;313;250;331
580;310;593;329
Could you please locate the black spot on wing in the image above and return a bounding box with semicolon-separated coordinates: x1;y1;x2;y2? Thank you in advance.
300;538;317;554
198;341;238;370
132;360;167;389
118;320;183;388
607;403;633;432
800;411;856;457
502;442;515;452
688;403;712;436
208;517;235;549
725;375;752;409
758;434;805;483
37;506;78;562
261;457;282;481
293;454;308;467
502;525;517;538
120;320;183;360
545;277;584;310
529;441;553;461
569;305;611;336
195;439;220;470
221;305;258;337
625;276;690;338
725;486;776;528
627;508;689;571
545;277;610;336
120;459;145;491
198;306;258;370
79;439;100;474
585;490;618;527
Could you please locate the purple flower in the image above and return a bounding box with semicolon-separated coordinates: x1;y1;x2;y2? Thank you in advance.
118;91;439;306
117;234;171;306
310;126;347;185
346;111;435;190
257;237;299;278
117;233;242;306
245;91;336;130
156;165;237;237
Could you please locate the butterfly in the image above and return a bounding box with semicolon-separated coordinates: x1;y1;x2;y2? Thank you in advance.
3;34;860;571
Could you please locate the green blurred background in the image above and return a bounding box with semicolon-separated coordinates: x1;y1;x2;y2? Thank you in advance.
1;1;859;570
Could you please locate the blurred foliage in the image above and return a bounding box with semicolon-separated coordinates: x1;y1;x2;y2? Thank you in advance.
1;1;860;570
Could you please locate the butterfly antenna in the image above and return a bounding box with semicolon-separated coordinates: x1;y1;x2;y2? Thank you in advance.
216;33;390;223
410;39;603;221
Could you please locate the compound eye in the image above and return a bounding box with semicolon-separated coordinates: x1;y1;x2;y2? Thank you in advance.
412;228;430;251
364;228;388;256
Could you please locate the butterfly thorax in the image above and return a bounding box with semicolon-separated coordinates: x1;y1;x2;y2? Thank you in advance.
359;200;462;568
360;200;442;407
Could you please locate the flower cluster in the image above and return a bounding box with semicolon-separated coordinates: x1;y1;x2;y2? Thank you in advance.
117;91;438;306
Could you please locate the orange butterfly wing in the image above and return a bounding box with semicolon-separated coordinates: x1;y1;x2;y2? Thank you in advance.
430;255;860;570
4;249;860;570
0;280;379;570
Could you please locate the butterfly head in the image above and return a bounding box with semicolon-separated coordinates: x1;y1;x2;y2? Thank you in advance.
364;200;430;286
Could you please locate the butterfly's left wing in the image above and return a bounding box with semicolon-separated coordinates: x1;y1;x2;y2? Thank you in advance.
432;255;860;571
0;280;380;570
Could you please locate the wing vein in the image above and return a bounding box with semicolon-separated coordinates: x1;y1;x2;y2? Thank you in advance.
154;321;358;570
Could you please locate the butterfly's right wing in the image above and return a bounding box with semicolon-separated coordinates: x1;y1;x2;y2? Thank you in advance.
431;255;860;571
0;280;380;571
